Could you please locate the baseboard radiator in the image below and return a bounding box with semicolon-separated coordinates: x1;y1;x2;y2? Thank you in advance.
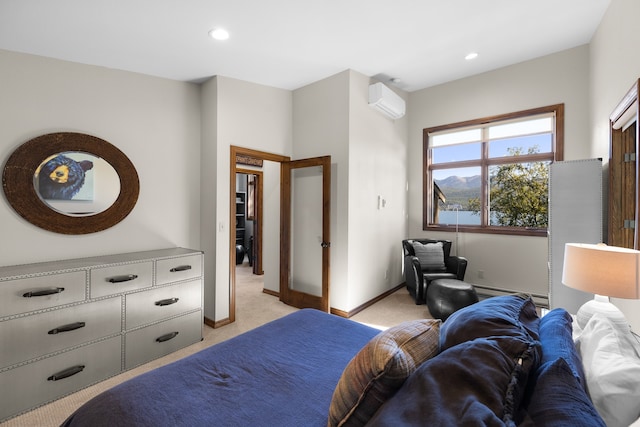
473;283;549;309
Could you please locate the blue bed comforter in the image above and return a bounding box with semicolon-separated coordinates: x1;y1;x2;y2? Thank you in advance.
61;309;379;427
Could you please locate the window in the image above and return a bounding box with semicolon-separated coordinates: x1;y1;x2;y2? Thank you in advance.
423;104;563;236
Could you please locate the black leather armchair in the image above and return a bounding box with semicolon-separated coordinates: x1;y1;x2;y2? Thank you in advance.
402;239;467;305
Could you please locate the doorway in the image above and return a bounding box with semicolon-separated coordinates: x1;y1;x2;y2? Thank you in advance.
235;170;263;275
229;146;331;323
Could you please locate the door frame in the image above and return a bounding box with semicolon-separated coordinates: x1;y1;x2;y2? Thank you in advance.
608;79;639;249
229;146;290;323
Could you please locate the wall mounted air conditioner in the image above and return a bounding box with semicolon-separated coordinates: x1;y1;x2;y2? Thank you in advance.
368;82;406;119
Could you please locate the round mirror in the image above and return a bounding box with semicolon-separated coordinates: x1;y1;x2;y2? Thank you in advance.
2;132;139;234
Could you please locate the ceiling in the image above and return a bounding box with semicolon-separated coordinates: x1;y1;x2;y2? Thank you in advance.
0;0;611;92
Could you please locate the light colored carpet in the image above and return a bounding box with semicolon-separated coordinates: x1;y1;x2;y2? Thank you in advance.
3;263;430;426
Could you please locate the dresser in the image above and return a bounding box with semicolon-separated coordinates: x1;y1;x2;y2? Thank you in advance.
0;248;203;422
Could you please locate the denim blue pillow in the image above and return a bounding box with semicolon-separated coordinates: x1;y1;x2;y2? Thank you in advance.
524;358;605;426
367;337;539;426
537;308;587;385
440;293;540;351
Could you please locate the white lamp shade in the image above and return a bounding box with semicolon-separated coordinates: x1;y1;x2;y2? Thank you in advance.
562;243;640;299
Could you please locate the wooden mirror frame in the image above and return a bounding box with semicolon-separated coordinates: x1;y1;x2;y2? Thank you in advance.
2;132;139;234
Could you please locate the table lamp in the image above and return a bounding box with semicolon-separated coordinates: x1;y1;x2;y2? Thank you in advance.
562;243;640;332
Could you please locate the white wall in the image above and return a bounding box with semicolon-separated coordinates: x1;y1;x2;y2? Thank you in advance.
200;77;218;321
589;0;640;332
292;70;409;312
293;71;351;309
407;46;592;298
201;76;292;322
0;49;201;265
347;72;408;309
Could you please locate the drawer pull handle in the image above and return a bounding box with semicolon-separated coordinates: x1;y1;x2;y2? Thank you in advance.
22;287;65;298
156;331;179;343
155;297;179;306
48;322;86;335
170;265;192;273
48;365;85;381
108;274;138;283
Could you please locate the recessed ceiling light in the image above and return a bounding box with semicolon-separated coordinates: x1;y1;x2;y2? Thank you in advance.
465;52;479;61
209;28;230;41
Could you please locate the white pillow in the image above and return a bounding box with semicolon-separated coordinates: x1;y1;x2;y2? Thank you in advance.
575;313;640;427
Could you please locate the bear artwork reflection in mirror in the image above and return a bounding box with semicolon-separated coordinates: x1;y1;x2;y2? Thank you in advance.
33;151;120;217
37;154;94;200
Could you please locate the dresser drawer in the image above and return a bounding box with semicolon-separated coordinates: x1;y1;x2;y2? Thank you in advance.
0;336;121;422
156;254;202;286
125;310;202;370
0;271;86;318
0;297;121;368
91;261;153;298
125;279;201;329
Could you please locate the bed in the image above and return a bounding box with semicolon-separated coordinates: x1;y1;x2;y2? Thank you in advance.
61;294;640;427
